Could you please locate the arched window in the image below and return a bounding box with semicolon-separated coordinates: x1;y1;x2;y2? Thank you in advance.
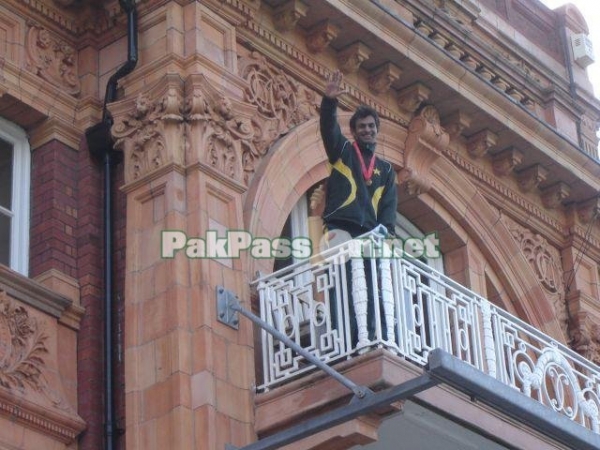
0;117;30;275
275;186;444;274
395;211;444;272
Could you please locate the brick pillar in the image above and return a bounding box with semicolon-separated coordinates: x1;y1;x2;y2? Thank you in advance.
76;140;106;450
30;140;79;278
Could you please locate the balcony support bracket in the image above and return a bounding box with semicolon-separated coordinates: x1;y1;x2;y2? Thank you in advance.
218;285;442;450
225;372;438;450
216;286;374;399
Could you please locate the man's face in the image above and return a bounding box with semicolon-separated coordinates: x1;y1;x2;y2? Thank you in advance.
351;116;378;146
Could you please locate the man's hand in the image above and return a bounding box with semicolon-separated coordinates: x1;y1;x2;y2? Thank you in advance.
325;70;345;99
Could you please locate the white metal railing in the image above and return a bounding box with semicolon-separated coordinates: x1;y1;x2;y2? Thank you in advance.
253;229;600;434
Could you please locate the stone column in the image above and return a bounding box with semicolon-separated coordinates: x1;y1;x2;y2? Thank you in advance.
110;72;256;450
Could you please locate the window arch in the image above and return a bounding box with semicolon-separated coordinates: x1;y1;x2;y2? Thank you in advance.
275;186;445;274
0;117;30;275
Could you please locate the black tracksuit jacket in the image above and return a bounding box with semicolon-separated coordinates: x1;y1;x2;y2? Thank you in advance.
320;97;397;238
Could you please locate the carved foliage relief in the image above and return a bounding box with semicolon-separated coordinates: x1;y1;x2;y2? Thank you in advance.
502;217;568;333
112;78;185;182
0;291;48;392
111;54;319;185
25;24;80;95
185;74;255;183
238;52;319;183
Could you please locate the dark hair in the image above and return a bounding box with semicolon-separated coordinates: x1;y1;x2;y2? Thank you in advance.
349;105;380;131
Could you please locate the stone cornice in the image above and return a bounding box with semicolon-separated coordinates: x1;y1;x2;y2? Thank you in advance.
0;266;72;319
0;58;91;148
238;1;600;195
0;386;86;444
446;145;600;257
239;19;409;127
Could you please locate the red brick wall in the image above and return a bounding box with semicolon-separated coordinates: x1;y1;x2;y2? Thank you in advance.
76;141;105;450
29;140;79;279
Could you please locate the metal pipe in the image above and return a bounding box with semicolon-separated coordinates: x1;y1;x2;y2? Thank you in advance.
99;2;138;449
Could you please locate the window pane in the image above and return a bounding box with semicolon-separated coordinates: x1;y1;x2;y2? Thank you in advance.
0;138;13;210
0;212;10;266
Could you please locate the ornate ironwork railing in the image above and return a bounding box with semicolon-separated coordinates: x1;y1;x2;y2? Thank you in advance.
253;229;600;434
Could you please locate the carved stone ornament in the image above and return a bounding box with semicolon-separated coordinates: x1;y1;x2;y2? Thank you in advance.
0;280;85;444
398;105;449;195
0;293;48;392
273;0;308;32
502;217;568;335
111;75;185;183
492;147;523;177
185;74;256;184
110;63;319;185
466;129;497;158
368;63;402;95
569;318;600;366
25;24;80;95
397;82;431;113
238;52;319;182
305;20;339;53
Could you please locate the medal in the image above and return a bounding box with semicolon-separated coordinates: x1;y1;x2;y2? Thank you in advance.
353;141;376;186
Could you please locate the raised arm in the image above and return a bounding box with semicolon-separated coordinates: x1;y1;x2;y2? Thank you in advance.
320;70;347;163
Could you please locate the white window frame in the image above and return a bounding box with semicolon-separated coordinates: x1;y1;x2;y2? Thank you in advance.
0;117;30;276
395;211;444;272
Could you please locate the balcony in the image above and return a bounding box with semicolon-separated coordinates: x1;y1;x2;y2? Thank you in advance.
253;229;600;441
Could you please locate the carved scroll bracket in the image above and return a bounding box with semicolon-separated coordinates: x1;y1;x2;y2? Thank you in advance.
398;105;449;195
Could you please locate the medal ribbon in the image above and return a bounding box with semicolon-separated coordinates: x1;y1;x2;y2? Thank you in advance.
352;141;376;183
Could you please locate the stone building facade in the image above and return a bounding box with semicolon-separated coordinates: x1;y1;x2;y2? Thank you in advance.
1;0;600;449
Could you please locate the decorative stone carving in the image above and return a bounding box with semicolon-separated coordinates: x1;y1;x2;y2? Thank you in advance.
570;317;600;365
397;82;431;114
502;217;568;335
445;42;464;59
571;319;600;364
516;164;548;192
541;182;571;209
576;197;600;224
476;65;494;81
110;59;319;185
491;76;510;92
398;105;449;195
337;41;372;74
273;0;308;32
429;31;449;48
0;292;48;391
441;110;471;139
465;129;497;158
111;74;185;183
238;52;319;183
305;20;339;53
25;24;80;95
460;54;479;70
185;73;256;184
492;147;523;176
368;63;402;95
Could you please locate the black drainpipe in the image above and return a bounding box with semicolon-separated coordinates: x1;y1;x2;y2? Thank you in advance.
84;1;138;449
